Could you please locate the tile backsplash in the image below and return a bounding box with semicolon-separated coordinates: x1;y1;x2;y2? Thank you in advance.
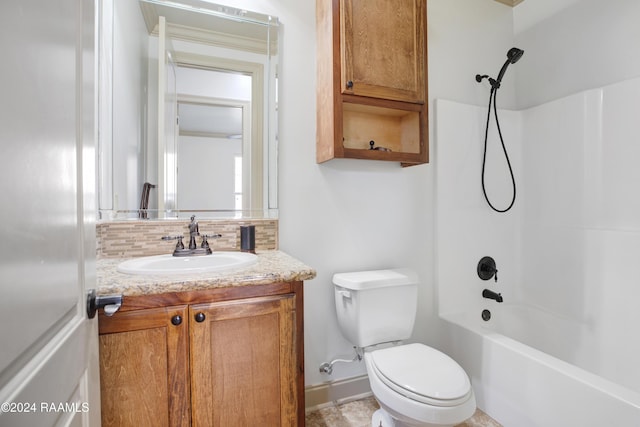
97;219;278;259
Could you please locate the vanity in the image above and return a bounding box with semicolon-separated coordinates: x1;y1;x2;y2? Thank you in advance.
97;250;315;426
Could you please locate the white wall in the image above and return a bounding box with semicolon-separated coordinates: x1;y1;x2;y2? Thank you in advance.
514;0;640;109
513;0;582;34
428;0;518;109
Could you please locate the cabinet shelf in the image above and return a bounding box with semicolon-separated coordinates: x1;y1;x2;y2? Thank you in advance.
342;100;425;164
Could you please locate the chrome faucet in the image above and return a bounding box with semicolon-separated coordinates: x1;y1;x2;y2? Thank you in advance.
162;215;221;257
482;289;503;303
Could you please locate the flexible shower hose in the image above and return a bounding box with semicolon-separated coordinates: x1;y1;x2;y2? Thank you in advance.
481;87;516;213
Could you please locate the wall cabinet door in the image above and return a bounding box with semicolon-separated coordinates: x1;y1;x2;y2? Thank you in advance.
98;305;191;427
341;0;426;103
189;294;297;427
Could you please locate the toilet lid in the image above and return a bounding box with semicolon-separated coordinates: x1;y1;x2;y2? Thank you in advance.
370;343;472;407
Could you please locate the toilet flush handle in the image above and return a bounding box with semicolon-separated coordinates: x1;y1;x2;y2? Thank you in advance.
338;290;352;299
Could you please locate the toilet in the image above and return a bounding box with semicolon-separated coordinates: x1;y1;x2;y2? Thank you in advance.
333;269;476;427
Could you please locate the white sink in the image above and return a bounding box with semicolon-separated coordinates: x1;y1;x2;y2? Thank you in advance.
117;252;258;275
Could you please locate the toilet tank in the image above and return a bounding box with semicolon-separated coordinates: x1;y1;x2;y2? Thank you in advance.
333;269;418;348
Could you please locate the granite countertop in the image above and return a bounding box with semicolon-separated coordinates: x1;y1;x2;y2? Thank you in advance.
97;250;316;297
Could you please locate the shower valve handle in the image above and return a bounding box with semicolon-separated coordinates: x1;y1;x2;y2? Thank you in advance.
478;256;498;282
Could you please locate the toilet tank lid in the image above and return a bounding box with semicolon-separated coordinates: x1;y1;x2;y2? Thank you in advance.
333;269;418;290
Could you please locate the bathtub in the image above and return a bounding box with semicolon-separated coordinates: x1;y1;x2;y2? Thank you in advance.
439;304;640;426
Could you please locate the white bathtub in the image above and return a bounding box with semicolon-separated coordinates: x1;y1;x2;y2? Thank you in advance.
440;305;640;426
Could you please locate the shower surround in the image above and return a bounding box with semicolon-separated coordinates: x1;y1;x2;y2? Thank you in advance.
435;75;640;425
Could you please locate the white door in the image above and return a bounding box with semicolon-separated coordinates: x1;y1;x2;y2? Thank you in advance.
0;0;101;426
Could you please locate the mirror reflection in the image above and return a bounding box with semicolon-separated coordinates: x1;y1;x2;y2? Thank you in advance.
98;0;279;219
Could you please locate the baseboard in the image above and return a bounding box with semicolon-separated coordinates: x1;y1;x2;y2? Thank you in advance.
305;374;372;412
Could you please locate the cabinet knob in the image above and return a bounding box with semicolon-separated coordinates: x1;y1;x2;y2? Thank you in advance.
346;80;353;89
195;312;206;323
171;315;182;326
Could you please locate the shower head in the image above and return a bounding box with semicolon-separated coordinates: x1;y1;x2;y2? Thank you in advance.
476;47;525;89
507;47;524;64
494;47;524;88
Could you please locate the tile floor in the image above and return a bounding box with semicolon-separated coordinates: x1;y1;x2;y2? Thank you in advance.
305;396;502;427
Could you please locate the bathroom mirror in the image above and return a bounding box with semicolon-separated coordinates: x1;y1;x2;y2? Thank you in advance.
98;0;279;219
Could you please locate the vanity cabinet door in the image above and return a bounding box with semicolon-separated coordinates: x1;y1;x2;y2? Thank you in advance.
98;306;191;427
341;0;426;104
190;294;297;427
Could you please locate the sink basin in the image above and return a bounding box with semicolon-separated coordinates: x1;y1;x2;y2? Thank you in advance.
117;252;258;275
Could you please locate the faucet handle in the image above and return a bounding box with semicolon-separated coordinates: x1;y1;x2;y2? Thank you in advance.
201;233;222;239
200;233;222;249
162;235;185;250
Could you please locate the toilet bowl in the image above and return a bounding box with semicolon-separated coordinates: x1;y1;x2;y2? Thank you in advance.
365;343;476;427
333;269;476;427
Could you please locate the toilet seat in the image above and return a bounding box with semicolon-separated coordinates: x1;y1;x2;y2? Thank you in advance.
369;343;472;407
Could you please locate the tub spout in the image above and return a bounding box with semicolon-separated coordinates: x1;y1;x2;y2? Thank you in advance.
483;289;503;303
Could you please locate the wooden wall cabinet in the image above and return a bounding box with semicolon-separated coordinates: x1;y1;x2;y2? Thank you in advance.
317;0;428;165
98;282;304;427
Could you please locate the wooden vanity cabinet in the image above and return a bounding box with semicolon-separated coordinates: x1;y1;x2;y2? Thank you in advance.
98;282;304;427
317;0;428;165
